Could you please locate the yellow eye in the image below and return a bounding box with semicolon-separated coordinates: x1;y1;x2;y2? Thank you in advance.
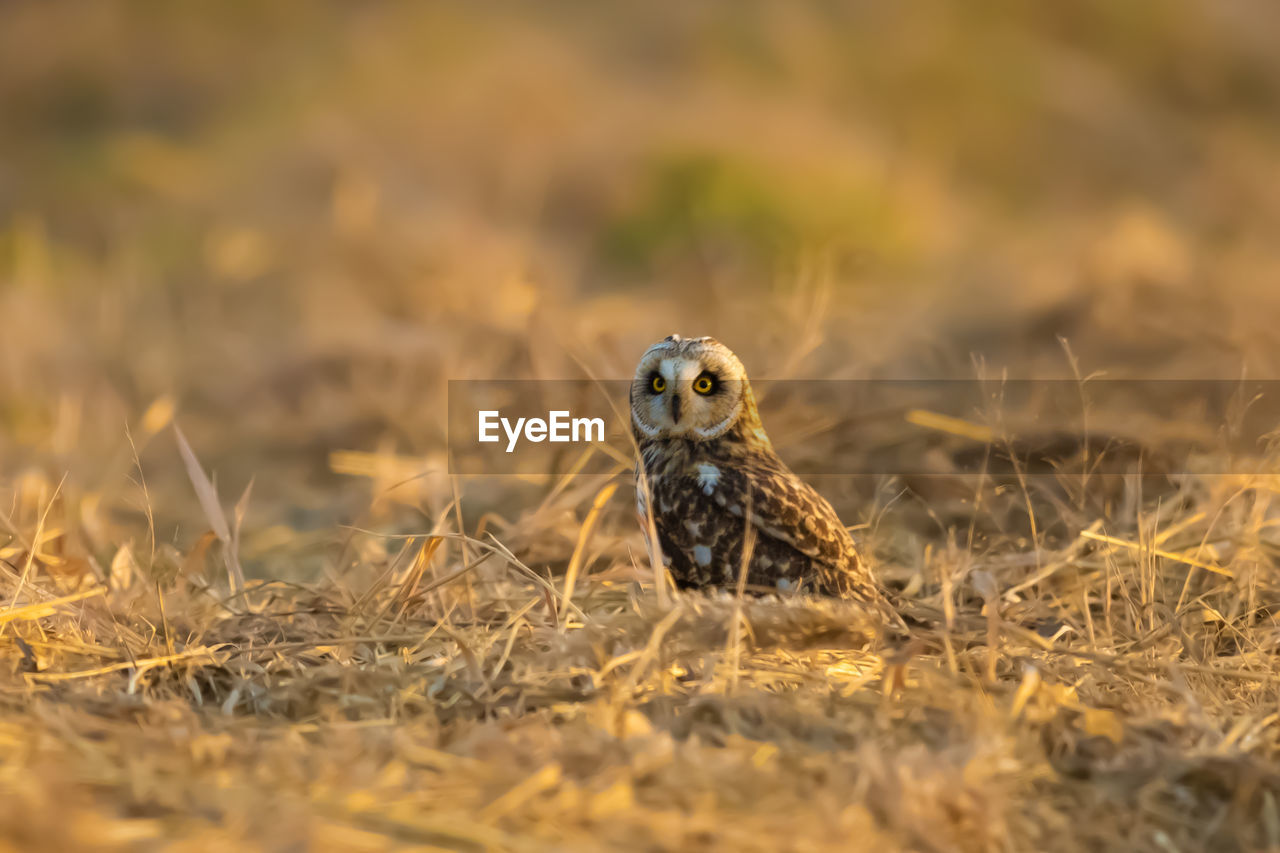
651;375;666;393
693;374;714;395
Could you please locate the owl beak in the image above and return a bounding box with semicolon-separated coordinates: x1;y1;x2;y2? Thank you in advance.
669;392;682;425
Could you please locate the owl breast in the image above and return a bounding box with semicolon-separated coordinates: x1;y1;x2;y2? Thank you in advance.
634;434;878;602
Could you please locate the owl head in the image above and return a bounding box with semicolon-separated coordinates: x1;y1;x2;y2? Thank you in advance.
630;335;769;444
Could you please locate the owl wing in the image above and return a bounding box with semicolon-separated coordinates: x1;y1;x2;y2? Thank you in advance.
648;451;879;602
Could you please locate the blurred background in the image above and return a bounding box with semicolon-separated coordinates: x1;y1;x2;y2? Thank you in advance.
3;0;1280;579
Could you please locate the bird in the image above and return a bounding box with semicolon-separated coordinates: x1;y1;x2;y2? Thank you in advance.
630;334;886;607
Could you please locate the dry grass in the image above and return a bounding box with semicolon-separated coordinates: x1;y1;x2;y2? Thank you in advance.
3;454;1280;851
4;3;1280;851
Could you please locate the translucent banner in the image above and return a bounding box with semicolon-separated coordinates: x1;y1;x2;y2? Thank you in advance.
447;379;1280;477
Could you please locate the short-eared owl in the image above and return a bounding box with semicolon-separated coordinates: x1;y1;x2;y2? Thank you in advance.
630;334;882;604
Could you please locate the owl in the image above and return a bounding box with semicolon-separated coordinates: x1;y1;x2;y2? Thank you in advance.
630;334;884;606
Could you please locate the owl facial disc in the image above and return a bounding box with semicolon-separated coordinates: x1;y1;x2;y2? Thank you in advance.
630;336;751;441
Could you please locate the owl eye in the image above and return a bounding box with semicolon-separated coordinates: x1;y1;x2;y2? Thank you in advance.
650;374;666;393
692;373;716;395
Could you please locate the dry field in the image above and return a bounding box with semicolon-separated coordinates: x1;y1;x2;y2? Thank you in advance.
3;4;1280;851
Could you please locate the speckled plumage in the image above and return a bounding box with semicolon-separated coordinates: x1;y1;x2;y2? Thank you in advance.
630;335;883;605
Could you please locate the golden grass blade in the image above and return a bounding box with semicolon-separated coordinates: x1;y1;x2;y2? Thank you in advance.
0;586;105;625
559;482;617;629
173;423;245;593
905;408;996;443
3;473;65;619
27;646;224;683
1080;529;1234;577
